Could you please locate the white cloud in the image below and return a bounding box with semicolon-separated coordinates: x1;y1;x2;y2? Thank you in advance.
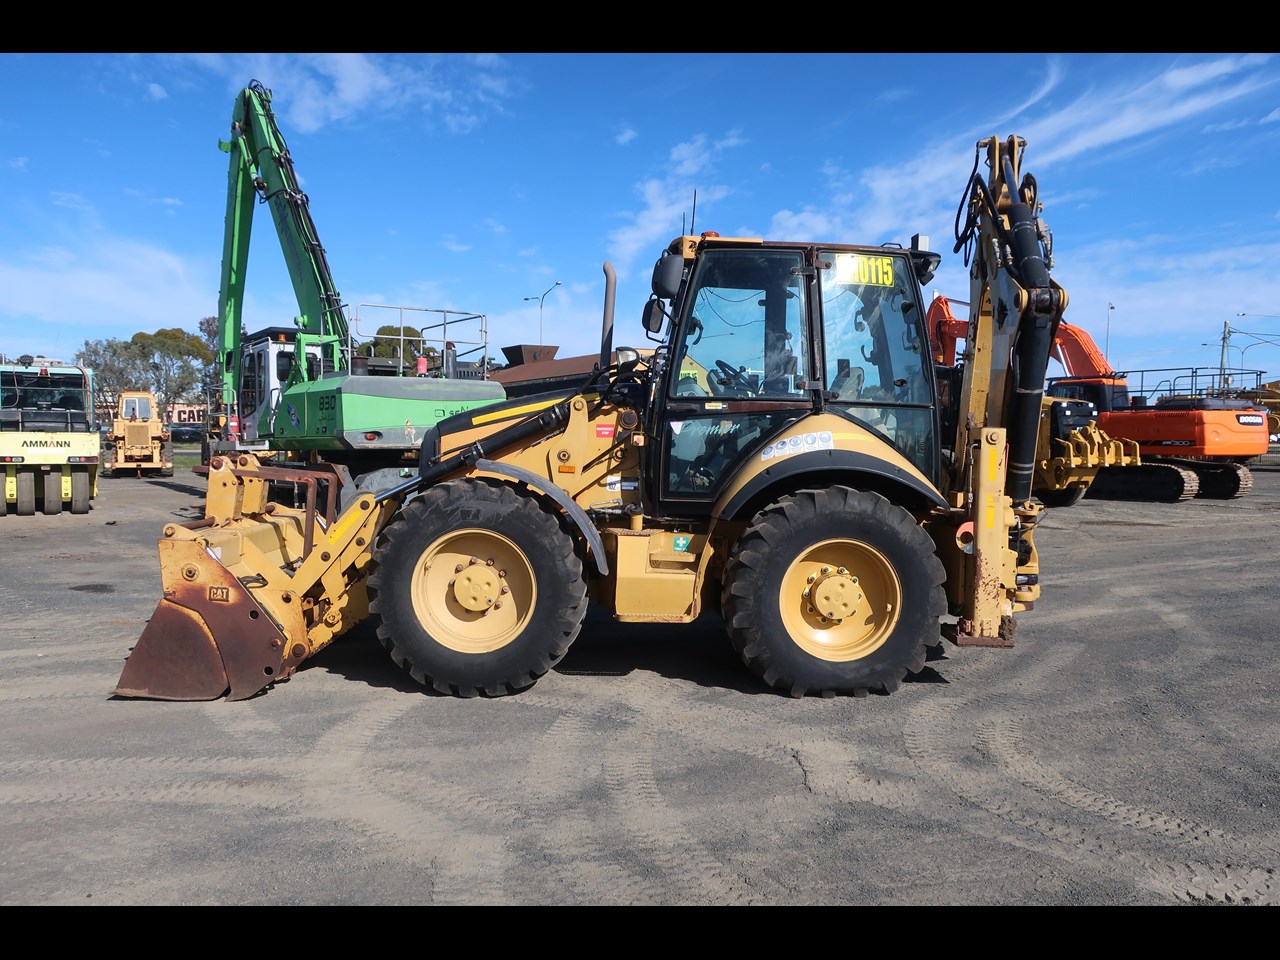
0;239;215;351
607;132;745;271
1262;108;1280;124
7;156;27;171
188;53;524;136
996;56;1066;124
51;192;95;213
442;236;471;253
146;83;168;101
615;125;637;145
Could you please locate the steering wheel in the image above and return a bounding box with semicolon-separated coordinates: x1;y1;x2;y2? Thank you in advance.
714;359;752;394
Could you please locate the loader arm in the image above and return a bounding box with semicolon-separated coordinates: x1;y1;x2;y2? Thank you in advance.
113;457;396;701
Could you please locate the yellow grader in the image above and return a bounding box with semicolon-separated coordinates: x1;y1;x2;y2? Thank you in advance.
103;390;173;478
114;135;1068;702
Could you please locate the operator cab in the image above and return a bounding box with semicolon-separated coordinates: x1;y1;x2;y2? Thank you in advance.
237;327;324;440
641;234;940;512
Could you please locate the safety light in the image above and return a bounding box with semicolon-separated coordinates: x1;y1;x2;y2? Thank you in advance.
0;455;24;463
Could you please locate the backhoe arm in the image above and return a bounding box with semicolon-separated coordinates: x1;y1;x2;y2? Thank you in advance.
945;135;1068;644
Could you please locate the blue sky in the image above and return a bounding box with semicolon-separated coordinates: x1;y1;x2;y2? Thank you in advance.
2;52;1279;384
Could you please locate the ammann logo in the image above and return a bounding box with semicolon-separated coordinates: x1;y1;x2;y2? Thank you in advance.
21;439;71;448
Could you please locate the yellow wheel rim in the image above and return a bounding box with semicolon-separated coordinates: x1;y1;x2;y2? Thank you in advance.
778;538;902;662
408;527;537;654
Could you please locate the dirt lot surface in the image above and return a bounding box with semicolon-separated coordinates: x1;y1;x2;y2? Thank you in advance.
2;462;1278;906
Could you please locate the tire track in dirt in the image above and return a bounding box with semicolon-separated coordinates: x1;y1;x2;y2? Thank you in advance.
287;696;517;904
979;718;1278;856
525;678;798;904
510;700;663;904
0;755;296;811
602;748;766;905
902;688;1279;903
0;674;126;701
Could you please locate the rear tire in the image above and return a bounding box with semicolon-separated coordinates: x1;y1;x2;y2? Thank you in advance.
367;478;588;697
722;486;946;698
160;441;174;477
42;472;63;515
71;470;91;514
16;470;36;515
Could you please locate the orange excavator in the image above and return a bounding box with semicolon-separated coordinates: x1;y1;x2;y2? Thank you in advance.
1045;320;1268;500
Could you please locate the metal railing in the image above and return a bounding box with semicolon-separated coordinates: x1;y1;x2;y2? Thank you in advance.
348;304;493;379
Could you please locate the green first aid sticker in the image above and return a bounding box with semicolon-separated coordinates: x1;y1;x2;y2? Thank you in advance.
673;535;692;553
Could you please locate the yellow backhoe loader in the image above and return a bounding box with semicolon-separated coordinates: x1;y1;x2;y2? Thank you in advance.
113;135;1067;702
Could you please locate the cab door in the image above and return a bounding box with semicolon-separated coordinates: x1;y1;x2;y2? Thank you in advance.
652;246;814;515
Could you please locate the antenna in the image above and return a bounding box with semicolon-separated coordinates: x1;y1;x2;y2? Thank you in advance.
690;189;697;236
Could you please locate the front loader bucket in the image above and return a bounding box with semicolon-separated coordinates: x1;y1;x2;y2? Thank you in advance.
112;454;393;702
113;539;301;701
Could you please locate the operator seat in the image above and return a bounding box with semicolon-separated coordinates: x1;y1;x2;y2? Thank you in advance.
829;362;864;400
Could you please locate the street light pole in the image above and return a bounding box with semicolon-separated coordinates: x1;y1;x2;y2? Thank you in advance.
1220;319;1231;391
523;280;561;346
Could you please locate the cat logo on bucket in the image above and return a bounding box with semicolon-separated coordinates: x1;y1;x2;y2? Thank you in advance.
208;586;231;602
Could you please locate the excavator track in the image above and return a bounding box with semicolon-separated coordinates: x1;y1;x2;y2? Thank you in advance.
1085;462;1200;502
1166;458;1254;499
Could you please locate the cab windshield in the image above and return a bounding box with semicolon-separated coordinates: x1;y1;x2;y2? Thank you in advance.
818;249;935;478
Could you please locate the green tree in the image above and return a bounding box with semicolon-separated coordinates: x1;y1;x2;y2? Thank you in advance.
365;325;424;363
131;328;211;421
197;315;222;405
75;338;149;421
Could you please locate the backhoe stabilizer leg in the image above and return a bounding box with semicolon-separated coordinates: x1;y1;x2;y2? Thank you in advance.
950;426;1033;648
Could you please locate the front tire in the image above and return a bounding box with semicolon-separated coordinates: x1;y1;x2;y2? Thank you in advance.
367;478;588;697
722;486;946;698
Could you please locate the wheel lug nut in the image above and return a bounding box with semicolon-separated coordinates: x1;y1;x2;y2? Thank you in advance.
455;564;464;573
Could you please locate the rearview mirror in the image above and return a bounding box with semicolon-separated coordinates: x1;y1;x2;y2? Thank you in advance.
642;298;667;335
651;252;684;300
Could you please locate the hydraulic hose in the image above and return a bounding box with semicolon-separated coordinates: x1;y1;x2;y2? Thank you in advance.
1004;201;1059;502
